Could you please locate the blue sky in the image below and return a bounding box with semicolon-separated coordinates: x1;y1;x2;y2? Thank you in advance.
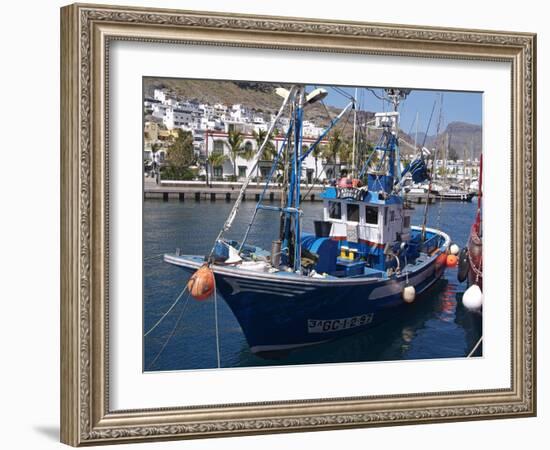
308;85;482;137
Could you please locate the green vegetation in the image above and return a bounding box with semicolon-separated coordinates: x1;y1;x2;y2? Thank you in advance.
253;129;276;160
163;129;196;180
225;130;244;177
207;152;228;182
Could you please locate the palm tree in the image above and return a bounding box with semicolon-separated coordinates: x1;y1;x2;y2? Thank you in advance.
225;130;244;179
301;144;311;185
149;142;161;183
242;140;255;161
252;129;276;159
208;152;227;182
338;142;352;172
252;129;276;182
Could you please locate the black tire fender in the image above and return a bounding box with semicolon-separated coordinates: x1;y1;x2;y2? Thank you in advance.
457;247;470;283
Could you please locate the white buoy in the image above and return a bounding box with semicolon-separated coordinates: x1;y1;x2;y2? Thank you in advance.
450;243;460;255
402;285;416;303
463;284;483;310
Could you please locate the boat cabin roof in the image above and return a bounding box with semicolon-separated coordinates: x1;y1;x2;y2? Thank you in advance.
321;186;403;206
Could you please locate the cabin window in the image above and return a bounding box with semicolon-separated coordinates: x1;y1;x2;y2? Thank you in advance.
365;206;378;225
347;203;360;222
403;216;411;228
328;201;341;219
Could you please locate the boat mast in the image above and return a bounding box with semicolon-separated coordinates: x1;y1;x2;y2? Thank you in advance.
421;93;443;241
414;111;419;150
384;88;407;183
281;86;305;272
463;145;467;190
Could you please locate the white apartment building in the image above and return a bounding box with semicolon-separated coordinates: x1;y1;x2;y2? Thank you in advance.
199;116;224;131
152;103;168;119
302;120;324;138
204;131;329;183
200;103;215;116
230;104;252;122
153;88;168;103
163;107;194;129
214;103;228;115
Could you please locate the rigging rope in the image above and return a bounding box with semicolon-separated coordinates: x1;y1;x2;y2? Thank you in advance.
144;284;189;337
313;85;334;121
147;288;192;369
143;253;165;261
208;86;296;259
467;336;483;358
366;88;386;102
301;109;353;200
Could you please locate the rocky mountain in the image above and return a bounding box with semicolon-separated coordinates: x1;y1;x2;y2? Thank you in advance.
421;122;482;160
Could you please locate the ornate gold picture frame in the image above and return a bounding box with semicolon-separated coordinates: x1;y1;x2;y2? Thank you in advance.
60;3;536;446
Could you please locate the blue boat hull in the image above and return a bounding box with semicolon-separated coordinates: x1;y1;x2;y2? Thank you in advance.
214;260;442;354
166;250;446;355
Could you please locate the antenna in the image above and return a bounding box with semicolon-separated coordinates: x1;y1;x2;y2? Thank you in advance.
384;88;411;111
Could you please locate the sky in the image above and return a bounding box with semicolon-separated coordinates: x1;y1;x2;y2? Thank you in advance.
308;85;482;137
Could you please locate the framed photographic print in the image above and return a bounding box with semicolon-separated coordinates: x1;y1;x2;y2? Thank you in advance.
60;3;536;446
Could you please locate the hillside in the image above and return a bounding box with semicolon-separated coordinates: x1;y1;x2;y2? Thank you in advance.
144;78;345;124
144;78;482;158
422;122;482;160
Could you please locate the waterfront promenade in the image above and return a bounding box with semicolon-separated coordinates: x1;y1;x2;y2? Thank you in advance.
144;176;326;201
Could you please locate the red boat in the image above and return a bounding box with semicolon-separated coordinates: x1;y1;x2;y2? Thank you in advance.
458;156;482;289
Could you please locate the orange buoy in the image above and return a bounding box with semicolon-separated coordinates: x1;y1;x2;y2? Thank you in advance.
446;254;458;268
187;265;215;300
435;252;448;270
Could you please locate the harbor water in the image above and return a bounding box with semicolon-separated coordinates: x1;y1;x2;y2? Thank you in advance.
143;199;482;371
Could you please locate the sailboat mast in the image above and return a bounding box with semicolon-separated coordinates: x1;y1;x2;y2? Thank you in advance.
414;111;419;150
463;145;467;189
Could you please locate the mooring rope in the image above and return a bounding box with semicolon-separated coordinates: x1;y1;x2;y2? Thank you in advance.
147;288;192;369
144;284;189;337
143;253;165;261
467;336;483;358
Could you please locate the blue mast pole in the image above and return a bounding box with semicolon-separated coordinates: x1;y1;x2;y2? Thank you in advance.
294;92;304;272
282;87;304;272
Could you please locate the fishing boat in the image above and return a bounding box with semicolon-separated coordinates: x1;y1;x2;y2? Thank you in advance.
164;86;453;356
